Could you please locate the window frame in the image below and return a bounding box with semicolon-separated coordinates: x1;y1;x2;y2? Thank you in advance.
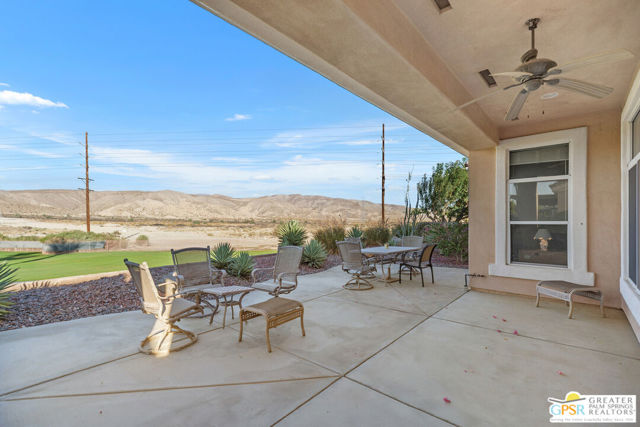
620;70;640;316
489;127;593;285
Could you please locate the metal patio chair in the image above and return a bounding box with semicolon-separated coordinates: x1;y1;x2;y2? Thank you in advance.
336;240;375;290
171;246;253;325
398;244;437;287
251;245;303;296
124;259;202;356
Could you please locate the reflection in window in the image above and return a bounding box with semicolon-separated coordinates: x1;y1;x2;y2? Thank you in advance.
510;224;568;266
508;143;569;267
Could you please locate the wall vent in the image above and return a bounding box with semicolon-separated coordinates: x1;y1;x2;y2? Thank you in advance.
478;69;497;87
433;0;452;12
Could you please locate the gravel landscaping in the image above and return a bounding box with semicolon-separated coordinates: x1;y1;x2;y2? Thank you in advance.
0;251;466;331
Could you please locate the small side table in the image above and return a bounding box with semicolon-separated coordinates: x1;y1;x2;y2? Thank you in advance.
239;297;305;352
536;280;604;319
200;285;255;327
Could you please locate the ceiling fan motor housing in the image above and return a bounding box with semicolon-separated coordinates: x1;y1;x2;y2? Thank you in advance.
516;58;558;76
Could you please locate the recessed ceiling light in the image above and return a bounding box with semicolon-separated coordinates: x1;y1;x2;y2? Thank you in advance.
541;92;559;100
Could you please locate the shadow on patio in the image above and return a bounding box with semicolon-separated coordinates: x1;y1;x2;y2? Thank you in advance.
1;266;638;426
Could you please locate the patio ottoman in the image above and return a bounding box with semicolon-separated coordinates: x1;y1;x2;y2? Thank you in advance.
535;280;604;319
238;297;305;352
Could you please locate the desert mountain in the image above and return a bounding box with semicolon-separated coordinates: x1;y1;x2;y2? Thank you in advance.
0;190;403;223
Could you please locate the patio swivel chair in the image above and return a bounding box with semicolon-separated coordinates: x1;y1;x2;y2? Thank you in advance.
251;245;303;296
171;246;253;326
336;240;375;290
124;259;202;355
398;244;437;287
171;246;226;295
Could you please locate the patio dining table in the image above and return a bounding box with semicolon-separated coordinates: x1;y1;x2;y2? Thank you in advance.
361;246;421;283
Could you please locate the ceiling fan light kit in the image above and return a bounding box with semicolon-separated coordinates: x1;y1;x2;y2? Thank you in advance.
456;17;634;121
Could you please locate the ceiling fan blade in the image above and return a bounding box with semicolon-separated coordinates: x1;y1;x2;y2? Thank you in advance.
504;89;529;121
454;83;523;110
491;71;532;78
550;48;634;75
546;77;613;98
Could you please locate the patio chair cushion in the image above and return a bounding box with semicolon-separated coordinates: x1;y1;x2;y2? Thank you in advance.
252;281;279;293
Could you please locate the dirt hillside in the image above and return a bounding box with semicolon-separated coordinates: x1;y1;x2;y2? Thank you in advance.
0;190;403;223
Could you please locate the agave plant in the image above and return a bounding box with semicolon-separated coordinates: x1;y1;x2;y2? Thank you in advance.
346;225;363;238
276;220;308;247
211;242;236;269
227;252;255;277
302;239;328;268
0;262;17;318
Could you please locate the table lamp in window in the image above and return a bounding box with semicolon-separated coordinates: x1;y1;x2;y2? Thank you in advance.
533;228;552;251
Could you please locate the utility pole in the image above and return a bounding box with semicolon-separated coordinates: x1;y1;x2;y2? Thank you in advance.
77;132;92;232
381;123;385;224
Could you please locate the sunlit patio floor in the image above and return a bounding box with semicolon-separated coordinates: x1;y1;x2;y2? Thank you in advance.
1;266;639;426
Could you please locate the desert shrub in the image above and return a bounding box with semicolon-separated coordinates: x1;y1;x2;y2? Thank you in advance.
227;251;255;277
424;222;468;261
313;224;344;255
135;235;149;246
0;262;16;318
41;230;120;243
0;233;41;241
276;220;307;246
302;240;328;268
363;225;391;247
211;242;236;269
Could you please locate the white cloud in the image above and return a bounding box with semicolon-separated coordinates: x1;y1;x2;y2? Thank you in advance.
225;113;251;121
210;156;255;163
253;174;273;181
90;146;378;196
0;90;68;108
0;83;9;87
263;121;408;149
0;143;66;158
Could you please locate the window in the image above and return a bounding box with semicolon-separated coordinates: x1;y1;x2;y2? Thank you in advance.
508;144;569;267
627;111;640;289
489;127;593;285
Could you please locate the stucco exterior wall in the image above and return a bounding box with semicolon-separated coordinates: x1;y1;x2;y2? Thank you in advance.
468;109;622;307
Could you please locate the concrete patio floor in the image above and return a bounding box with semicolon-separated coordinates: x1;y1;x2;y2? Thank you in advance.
1;266;638;426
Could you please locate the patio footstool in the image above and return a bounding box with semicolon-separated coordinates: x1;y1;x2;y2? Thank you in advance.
238;297;305;353
536;280;604;319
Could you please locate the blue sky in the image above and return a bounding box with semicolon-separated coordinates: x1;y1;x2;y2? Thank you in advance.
0;0;462;204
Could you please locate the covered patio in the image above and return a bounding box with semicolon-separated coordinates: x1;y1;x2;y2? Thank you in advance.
1;266;638;426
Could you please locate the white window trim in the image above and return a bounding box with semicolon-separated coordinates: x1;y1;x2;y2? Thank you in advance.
620;68;640;324
489;127;593;285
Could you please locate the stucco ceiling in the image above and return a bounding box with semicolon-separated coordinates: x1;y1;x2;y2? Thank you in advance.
393;0;640;130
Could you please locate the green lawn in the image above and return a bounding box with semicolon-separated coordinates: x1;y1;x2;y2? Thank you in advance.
1;250;275;282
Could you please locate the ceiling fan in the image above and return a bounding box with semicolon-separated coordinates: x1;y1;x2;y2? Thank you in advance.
456;18;635;121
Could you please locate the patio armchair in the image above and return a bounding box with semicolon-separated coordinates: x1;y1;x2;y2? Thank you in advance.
171;246;253;325
124;259;202;355
345;236;363;248
398;244;437;287
251;245;303;296
170;246;226;295
336;240;375;290
399;235;424;270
